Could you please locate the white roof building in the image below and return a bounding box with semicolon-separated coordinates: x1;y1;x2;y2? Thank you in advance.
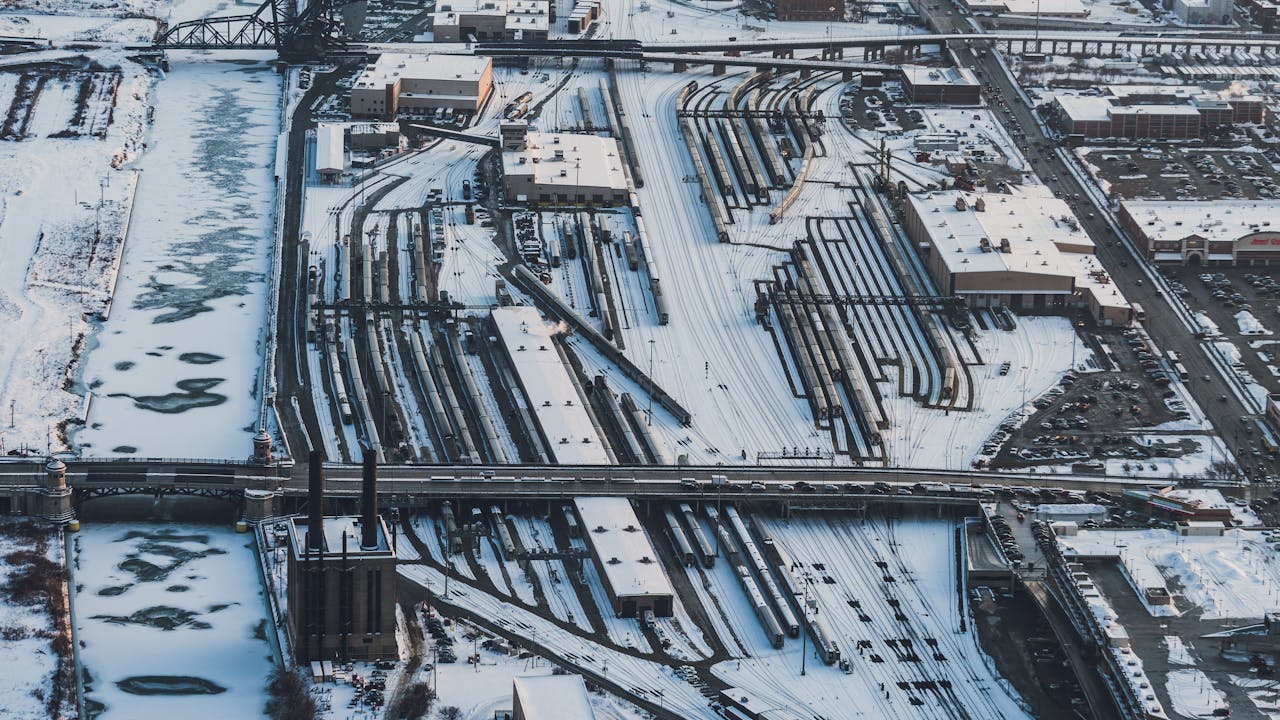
315;122;345;178
904;186;1131;323
573;497;675;617
502;126;629;205
491;307;611;465
350;53;494;118
512;675;596;720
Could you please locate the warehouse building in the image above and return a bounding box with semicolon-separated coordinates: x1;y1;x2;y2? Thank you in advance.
904;187;1132;324
430;0;549;42
775;0;843;21
500;121;629;205
512;675;596;720
1051;89;1264;140
1170;0;1231;24
490;306;612;464
900;66;981;105
315;122;345;182
962;0;1088;16
350;53;493;119
1119;200;1280;266
573;497;675;618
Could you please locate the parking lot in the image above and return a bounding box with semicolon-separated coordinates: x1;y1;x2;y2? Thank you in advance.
978;323;1203;473
1079;145;1280;201
1163;266;1280;476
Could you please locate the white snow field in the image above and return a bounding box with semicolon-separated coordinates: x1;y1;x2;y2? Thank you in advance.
71;522;276;720
0;55;151;456
75;57;282;458
1060;529;1280;620
0;521;69;720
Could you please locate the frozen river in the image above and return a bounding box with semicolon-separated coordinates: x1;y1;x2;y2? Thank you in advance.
75;57;281;458
71;520;276;720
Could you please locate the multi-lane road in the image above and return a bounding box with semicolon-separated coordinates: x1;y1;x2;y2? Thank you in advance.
915;0;1274;481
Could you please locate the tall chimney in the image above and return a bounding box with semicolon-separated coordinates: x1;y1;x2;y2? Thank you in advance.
361;447;379;550
308;450;325;551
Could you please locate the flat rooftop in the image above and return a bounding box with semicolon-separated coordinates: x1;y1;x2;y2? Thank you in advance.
513;675;596;720
574;496;675;600
909;186;1095;278
491;306;611;464
502;132;627;192
1122;199;1280;244
287;515;393;559
353;53;491;90
900;65;979;88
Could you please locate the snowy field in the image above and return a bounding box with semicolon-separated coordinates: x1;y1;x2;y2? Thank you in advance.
72;522;276;720
0;521;69;720
0;56;151;455
1060;528;1280;620
75;57;282;458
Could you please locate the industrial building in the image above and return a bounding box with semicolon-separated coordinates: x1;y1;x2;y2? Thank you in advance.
315;123;345;181
900;66;981;105
1119;199;1280;266
1243;0;1280;31
347;122;401;150
490;306;613;464
774;0;843;21
500;121;629;205
430;0;549;42
512;675;597;720
1051;88;1264;140
573;497;675;618
350;53;493;120
961;0;1088;16
1122;487;1235;522
1170;0;1231;23
286;452;398;662
903;187;1132;324
566;0;600;33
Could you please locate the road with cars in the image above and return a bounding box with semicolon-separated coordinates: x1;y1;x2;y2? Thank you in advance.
911;0;1275;482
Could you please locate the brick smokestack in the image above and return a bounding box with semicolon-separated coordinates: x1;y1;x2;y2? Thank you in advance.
361;447;379;550
308;450;325;551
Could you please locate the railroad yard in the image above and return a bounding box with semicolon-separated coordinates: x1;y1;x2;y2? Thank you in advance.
6;0;1280;717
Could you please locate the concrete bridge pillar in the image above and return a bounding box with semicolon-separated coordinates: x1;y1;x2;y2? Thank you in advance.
243;489;279;525
713;62;726;76
842;69;854;82
726;49;741;57
673;61;687;73
800;67;812;80
756;66;773;79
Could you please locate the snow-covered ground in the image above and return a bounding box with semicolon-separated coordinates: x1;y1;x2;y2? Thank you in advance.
887;315;1087;468
0;521;69;720
1060;528;1280;620
71;522;276;720
0;56;151;455
75;56;282;458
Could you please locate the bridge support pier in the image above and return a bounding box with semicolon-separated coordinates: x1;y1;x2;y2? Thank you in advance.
673;61;687;73
842;69;854;82
712;63;726;76
243;489;280;525
38;458;74;524
800;67;812;80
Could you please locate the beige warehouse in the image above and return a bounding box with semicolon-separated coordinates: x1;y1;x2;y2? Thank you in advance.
350;53;493;119
904;187;1132;325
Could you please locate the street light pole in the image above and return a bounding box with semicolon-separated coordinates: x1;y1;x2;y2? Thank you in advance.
800;591;809;676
